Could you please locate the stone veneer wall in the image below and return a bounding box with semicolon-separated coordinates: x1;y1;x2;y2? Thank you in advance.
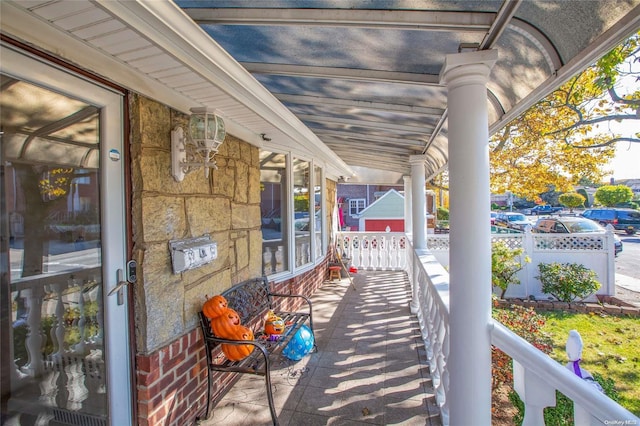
129;94;336;425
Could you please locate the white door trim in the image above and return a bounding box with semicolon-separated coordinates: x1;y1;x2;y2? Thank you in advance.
1;43;133;426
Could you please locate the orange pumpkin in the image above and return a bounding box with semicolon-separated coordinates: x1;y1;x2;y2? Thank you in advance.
221;325;255;361
264;311;285;336
202;295;228;319
210;308;241;338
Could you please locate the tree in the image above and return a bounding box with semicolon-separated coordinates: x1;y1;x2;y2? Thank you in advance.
546;31;640;150
576;188;591;207
490;31;639;200
558;192;586;212
594;185;633;206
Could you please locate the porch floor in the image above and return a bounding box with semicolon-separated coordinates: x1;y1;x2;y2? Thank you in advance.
200;271;442;425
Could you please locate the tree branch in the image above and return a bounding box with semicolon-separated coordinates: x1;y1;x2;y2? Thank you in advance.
567;136;640;149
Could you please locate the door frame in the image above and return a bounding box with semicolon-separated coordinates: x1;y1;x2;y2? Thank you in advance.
1;42;134;425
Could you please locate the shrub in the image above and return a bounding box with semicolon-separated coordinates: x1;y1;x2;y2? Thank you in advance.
492;305;553;389
491;241;530;298
436;206;449;220
537;262;601;302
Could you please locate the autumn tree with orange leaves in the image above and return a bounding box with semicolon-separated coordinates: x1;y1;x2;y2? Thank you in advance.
490;32;639;200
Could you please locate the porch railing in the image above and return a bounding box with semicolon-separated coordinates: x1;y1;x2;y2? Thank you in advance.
338;231;639;426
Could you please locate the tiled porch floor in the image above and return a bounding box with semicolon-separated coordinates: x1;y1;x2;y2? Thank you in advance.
200;271;442;425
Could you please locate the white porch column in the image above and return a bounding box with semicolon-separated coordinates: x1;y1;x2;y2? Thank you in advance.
440;49;498;425
403;175;412;234
410;155;427;250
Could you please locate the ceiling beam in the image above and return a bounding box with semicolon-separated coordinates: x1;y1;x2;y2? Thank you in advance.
323;139;421;155
241;62;441;85
315;130;427;147
296;114;433;134
275;93;445;117
186;8;494;32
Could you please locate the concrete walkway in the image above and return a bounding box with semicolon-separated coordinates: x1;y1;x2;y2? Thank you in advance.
200;271;441;425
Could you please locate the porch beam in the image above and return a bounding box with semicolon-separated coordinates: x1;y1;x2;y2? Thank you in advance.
440;49;498;426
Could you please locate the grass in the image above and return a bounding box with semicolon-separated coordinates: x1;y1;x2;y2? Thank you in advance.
539;311;640;416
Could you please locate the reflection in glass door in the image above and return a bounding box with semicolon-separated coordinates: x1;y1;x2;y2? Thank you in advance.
1;47;130;426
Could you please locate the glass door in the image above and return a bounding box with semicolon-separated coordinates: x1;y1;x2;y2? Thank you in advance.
1;45;131;425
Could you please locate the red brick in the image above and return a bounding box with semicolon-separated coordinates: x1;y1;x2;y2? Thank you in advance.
161;351;185;375
137;351;160;374
169;339;182;359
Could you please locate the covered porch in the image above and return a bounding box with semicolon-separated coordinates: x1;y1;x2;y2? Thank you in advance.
202;270;442;425
2;2;639;425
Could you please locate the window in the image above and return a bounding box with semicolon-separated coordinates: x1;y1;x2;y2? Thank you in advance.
349;199;366;217
260;151;289;275
260;150;325;276
314;165;324;258
293;158;311;268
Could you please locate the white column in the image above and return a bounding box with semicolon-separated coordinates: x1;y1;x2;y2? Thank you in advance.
440;49;498;425
403;175;412;234
410;155;427;250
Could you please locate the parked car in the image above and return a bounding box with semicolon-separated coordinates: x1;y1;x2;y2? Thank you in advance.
531;205;563;215
533;216;623;255
494;212;530;231
581;208;640;235
490;211;497;225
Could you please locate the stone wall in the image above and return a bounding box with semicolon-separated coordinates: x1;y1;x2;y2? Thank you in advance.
129;94;337;425
130;94;262;354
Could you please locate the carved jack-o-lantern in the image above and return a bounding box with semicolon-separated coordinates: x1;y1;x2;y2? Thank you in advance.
202;294;228;319
210;308;241;338
264;310;285;336
221;325;255;361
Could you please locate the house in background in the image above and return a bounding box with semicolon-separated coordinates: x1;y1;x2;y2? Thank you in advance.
337;184;403;230
338;184;436;230
356;189;405;232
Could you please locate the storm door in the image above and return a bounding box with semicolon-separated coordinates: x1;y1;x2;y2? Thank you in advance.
1;46;132;425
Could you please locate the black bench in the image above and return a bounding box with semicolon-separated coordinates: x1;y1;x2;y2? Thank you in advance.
198;276;314;425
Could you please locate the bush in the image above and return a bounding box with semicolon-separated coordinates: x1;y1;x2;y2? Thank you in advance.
491;241;530;298
436;206;449;220
537;262;601;302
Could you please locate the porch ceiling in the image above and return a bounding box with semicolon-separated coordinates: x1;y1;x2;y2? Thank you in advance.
1;1;639;184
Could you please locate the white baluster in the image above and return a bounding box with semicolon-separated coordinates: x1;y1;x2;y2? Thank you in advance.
52;282;66;358
22;287;44;377
513;361;557;425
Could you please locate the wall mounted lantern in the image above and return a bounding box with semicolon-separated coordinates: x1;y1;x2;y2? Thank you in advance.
171;107;226;181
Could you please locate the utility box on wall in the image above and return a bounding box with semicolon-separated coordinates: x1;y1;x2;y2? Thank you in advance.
169;235;218;274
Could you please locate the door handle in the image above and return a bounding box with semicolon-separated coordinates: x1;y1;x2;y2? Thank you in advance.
108;269;128;305
108;261;137;305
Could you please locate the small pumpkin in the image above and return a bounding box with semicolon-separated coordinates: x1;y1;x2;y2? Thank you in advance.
210;307;241;338
202;294;228;319
264;310;285;336
221;325;255;361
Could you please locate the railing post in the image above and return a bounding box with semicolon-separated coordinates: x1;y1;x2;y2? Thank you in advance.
605;225;615;295
523;227;535;297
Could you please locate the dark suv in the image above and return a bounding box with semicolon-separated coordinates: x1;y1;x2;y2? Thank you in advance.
581;208;640;235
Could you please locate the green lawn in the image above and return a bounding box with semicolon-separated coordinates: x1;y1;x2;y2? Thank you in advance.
540;311;640;416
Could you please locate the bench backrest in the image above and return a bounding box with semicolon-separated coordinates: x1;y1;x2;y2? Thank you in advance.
219;276;272;325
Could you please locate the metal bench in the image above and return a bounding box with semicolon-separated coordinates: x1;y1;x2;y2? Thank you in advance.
198;276;314;425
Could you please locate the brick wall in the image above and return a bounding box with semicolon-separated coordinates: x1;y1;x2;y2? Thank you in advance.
135;259;330;425
136;329;207;426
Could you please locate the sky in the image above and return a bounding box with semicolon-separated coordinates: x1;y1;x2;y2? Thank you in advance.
600;56;638;182
611;140;639;181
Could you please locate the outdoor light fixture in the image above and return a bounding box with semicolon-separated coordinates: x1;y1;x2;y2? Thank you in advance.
171;107;226;181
